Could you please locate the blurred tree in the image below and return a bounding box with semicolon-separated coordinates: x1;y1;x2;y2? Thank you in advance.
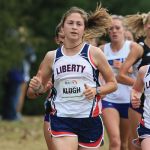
0;0;149;114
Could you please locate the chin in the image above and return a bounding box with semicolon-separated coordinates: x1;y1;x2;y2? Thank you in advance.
112;38;119;42
70;37;78;41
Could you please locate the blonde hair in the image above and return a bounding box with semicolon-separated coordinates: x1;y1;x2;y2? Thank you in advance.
123;12;150;38
84;4;112;41
60;6;88;28
60;4;112;41
111;15;124;20
111;14;126;28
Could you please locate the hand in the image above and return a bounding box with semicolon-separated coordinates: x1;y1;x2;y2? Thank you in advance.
128;66;133;73
46;80;53;92
29;77;53;94
83;84;96;100
113;60;122;69
131;89;141;108
29;76;43;93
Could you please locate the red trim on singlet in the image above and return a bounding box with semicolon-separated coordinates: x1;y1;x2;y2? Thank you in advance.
50;109;57;115
140;118;145;126
89;51;97;69
92;96;101;117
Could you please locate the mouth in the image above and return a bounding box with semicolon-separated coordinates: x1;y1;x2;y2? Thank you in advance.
112;35;118;38
70;32;78;35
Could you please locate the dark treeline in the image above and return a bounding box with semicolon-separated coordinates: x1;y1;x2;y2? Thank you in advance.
0;0;149;115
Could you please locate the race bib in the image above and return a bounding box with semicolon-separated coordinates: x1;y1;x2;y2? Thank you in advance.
60;79;84;100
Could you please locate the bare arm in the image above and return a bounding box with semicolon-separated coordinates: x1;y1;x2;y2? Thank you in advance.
95;47;117;95
116;42;143;86
99;45;104;52
93;46;117;95
83;46;117;100
27;51;55;99
131;65;146;108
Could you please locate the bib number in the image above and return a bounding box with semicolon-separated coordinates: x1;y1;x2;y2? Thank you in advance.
60;79;84;100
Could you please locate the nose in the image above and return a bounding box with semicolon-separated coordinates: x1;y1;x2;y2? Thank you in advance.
72;23;77;29
109;27;116;33
112;27;118;32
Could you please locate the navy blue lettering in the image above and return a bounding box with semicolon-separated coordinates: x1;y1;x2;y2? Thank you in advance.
72;64;76;72
56;64;86;75
67;64;71;72
62;65;66;72
146;81;150;89
63;87;81;94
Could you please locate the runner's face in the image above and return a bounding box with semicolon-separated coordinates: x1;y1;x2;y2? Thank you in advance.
108;19;125;42
63;13;85;42
125;30;134;41
58;28;65;45
55;28;65;45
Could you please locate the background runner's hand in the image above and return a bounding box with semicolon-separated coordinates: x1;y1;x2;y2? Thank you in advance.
131;89;141;108
83;84;96;100
113;60;122;69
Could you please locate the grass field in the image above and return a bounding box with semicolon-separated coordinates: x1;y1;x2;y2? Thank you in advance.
0;116;109;150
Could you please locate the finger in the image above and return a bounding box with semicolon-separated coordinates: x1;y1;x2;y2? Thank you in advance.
46;83;52;91
30;76;40;84
47;81;53;86
85;92;94;99
34;76;41;83
86;95;94;100
84;84;89;89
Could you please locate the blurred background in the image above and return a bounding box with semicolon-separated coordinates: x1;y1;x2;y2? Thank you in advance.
0;0;149;117
0;0;149;149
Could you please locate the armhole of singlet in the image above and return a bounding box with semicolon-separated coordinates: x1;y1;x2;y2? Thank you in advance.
87;45;97;70
144;65;150;78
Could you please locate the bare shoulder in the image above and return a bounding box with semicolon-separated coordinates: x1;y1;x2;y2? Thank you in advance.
130;41;143;56
90;45;104;57
138;65;149;79
139;65;149;74
98;44;105;51
43;50;56;63
38;50;56;71
45;50;56;59
89;45;106;66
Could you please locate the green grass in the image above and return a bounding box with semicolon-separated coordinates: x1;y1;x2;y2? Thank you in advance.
0;116;109;150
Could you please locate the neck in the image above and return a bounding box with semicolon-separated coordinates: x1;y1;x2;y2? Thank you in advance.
145;38;150;48
111;40;125;52
64;41;83;50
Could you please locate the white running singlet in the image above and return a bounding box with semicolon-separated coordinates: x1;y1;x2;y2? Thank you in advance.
142;65;150;129
50;43;101;118
103;40;132;103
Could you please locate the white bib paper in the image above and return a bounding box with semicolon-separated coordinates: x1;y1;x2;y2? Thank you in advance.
60;79;84;101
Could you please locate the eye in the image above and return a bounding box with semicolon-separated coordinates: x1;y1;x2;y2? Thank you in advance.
66;20;73;25
77;22;81;26
115;26;120;30
109;27;113;31
77;21;84;26
68;21;73;25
